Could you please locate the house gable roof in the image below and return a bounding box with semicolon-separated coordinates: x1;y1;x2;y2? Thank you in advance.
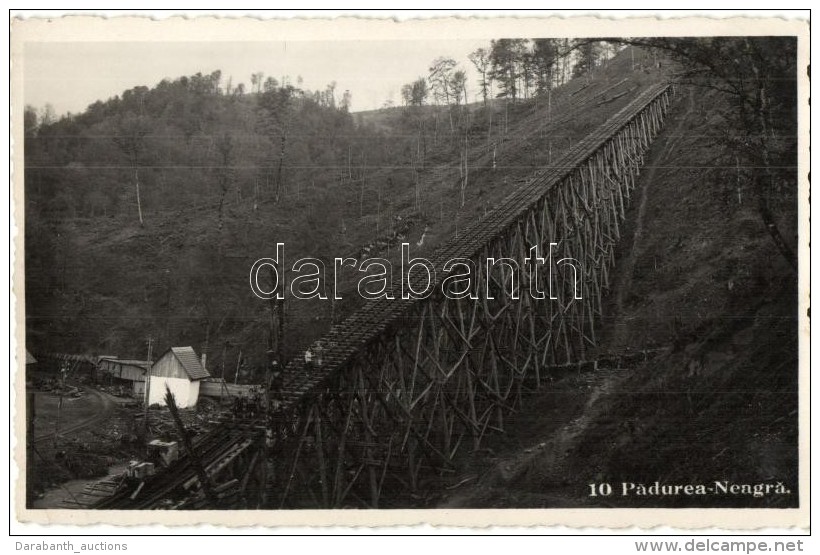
169;346;210;381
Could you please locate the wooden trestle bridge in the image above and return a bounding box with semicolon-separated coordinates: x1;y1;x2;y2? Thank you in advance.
97;82;675;510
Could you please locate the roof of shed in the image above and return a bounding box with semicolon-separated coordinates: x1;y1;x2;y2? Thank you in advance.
105;358;152;369
169;346;211;381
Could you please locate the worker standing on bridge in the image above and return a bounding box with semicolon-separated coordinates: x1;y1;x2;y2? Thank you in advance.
248;387;257;419
304;348;314;372
232;394;241;419
269;359;283;411
314;341;324;367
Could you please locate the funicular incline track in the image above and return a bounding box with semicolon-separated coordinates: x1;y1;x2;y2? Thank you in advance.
261;82;674;508
274;82;671;410
94;82;674;510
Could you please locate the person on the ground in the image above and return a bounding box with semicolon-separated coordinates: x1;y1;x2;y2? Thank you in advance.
232;394;241;419
239;393;248;419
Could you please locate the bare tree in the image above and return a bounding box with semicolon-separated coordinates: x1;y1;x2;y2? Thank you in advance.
258;85;295;203
609;37;798;270
428;57;457;106
215;132;234;229
468;48;492;106
112;114;150;226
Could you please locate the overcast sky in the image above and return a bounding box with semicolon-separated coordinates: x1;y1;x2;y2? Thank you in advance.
24;40;490;115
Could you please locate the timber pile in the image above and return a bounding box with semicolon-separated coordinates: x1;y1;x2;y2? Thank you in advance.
141;407;217;439
58;474;127;508
597;89;632;106
588;77;629;103
94;424;263;509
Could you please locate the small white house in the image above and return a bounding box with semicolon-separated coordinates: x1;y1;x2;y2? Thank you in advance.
146;346;211;408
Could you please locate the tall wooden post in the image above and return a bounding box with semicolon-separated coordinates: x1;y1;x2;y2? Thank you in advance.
234;349;243;385
142;336;153;433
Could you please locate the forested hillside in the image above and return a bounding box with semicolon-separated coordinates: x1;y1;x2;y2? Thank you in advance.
25;71;363;375
21;31;801;512
22;42;685;380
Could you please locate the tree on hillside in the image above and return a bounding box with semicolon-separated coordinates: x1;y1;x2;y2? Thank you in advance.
556;38;573;85
399;77;430;169
214;132;234;230
532;39;559;95
183;72;222;96
450;69;468;106
489;39;529;101
468;48;492;105
24;105;39;138
611;37;798;270
112;114;151;226
38;103;56;127
340;90;352;112
428;57;457;106
324;81;337;109
209;70;222;95
522;49;538;99
263;76;279;93
573;39;603;79
250;72;265;94
24;67;371;362
401;77;428;107
429;57;469;133
258;84;295;203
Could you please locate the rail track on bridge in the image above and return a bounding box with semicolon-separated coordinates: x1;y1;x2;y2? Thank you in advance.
266;82;675;508
94;81;675;510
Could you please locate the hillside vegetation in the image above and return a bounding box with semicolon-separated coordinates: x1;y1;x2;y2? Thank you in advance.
441;83;799;509
24;36;800;510
25;46;665;376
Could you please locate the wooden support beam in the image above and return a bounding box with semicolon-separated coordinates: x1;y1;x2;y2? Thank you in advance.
265;86;673;509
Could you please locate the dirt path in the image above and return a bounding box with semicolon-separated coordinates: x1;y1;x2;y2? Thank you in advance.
32;387;117;443
439;368;623;508
609;89;694;347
